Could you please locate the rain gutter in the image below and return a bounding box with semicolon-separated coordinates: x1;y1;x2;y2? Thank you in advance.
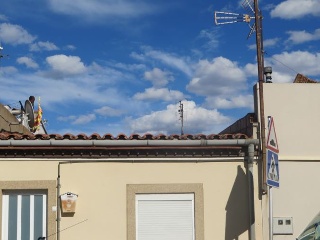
0;139;259;147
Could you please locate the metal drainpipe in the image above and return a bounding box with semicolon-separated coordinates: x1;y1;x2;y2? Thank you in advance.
57;163;61;240
248;143;256;240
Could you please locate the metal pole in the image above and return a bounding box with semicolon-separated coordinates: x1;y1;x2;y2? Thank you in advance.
269;186;273;240
57;163;61;240
248;143;256;240
253;0;267;190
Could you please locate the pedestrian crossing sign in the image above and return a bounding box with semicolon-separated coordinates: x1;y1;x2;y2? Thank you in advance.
267;149;279;187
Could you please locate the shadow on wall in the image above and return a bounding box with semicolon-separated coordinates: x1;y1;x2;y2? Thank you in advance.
225;165;249;240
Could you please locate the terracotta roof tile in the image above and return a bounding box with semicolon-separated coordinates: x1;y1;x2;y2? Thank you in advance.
89;133;102;140
141;133;154;140
207;134;221;140
0;131;251;141
180;134;195;140
116;133;128;140
154;134;168;140
49;134;63;139
0;131;255;158
294;73;318;83
102;134;114;140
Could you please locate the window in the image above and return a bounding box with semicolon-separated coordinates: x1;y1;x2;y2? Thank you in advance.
136;193;195;240
0;181;56;240
127;184;204;240
2;190;47;240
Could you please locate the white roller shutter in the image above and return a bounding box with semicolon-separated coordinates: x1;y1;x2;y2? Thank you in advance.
136;193;195;240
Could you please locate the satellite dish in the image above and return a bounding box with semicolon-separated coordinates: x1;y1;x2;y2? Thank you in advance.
24;100;35;129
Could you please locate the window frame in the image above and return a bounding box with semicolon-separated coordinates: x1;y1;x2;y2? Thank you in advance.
0;180;56;240
127;184;204;240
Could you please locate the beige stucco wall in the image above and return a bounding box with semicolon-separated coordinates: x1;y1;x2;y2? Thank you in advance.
271;161;320;239
0;159;263;240
258;83;320;159
255;83;320;239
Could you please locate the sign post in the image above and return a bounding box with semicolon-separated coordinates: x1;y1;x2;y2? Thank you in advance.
266;116;279;240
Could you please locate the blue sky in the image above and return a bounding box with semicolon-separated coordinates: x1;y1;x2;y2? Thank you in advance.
0;0;319;136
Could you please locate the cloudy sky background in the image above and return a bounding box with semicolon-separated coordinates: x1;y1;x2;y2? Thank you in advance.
0;0;319;136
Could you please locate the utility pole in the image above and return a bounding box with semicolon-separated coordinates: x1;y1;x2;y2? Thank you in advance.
214;1;267;240
253;0;267;192
178;101;184;136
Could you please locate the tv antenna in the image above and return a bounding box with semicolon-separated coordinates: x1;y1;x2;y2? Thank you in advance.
214;0;267;196
214;0;257;39
178;101;184;136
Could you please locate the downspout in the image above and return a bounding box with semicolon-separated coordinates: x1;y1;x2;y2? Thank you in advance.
248;143;256;240
57;163;61;240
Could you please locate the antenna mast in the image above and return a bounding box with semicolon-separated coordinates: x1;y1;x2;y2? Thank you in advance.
214;0;266;179
214;1;267;240
178;101;184;135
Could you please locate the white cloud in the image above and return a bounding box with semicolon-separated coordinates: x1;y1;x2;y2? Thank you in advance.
268;51;320;77
127;100;231;135
198;28;220;50
65;45;76;50
187;57;247;96
72;113;96;125
112;62;146;72
0;66;18;74
16;57;39;69
0;14;8;21
244;63;258;77
46;54;86;75
144;68;173;87
0;23;36;45
271;0;320;19
268;71;295;83
30;41;59;51
133;87;184;102
57;115;77;122
130;52;146;61
205;95;253;109
94;106;124;117
48;0;157;20
141;47;193;77
286;29;320;45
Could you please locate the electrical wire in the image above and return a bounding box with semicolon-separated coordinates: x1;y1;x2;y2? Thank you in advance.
264;51;299;75
46;219;88;239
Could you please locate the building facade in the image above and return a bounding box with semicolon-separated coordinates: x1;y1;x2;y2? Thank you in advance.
0;103;262;240
255;82;320;240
